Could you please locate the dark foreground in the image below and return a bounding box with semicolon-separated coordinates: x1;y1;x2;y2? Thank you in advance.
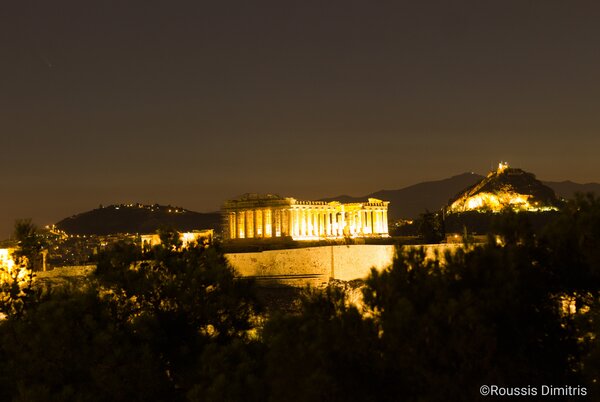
1;196;600;401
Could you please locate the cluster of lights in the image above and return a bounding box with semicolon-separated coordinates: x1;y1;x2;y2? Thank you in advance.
109;204;187;213
450;191;558;213
449;162;559;213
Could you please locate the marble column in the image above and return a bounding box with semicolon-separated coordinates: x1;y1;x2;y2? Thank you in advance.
229;212;236;239
292;209;298;237
371;210;377;234
319;211;324;236
254;209;261;238
284;209;291;237
275;209;281;237
382;210;388;234
264;209;272;237
357;210;362;235
238;210;245;238
246;210;254;238
332;213;338;236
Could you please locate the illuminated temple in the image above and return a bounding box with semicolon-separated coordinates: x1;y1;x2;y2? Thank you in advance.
222;194;389;241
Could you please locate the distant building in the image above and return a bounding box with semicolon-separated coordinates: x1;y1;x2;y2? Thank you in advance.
0;247;24;290
222;194;390;241
140;229;214;251
0;247;17;273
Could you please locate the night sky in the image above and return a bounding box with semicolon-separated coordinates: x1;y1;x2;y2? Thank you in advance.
2;1;600;238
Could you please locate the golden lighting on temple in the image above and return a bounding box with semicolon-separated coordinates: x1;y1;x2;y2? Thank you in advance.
222;194;390;241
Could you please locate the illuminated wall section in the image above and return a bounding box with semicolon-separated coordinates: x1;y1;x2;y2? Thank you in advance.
222;194;390;241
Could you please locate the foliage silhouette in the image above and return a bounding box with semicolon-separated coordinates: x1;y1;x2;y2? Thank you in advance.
2;197;600;401
13;219;46;271
0;241;263;401
263;287;381;402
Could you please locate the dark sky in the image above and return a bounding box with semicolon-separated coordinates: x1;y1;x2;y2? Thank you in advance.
2;1;600;238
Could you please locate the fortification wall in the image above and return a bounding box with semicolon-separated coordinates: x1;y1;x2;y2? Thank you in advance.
226;243;464;286
226;246;333;287
35;265;96;288
30;244;465;289
329;245;395;281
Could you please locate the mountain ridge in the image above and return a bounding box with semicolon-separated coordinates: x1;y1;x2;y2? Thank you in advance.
54;175;600;235
322;172;485;220
323;173;600;220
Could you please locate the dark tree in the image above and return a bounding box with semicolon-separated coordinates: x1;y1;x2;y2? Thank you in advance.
538;193;600;393
157;226;183;251
0;288;172;402
362;242;579;401
0;242;265;402
541;193;600;293
13;219;45;271
418;210;444;243
94;241;264;400
263;287;381;402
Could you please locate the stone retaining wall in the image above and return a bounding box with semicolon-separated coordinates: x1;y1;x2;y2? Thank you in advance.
33;244;466;288
226;243;464;286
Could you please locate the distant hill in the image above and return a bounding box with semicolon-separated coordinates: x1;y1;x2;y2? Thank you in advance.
56;204;221;235
542;180;600;200
448;165;559;213
323;172;600;220
54;176;600;234
322;173;484;220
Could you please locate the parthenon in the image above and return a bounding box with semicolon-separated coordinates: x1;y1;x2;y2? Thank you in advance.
222;194;389;241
